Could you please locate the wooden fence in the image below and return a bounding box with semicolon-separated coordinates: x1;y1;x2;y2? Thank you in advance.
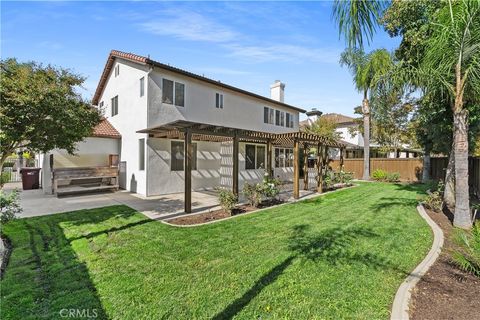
330;157;480;192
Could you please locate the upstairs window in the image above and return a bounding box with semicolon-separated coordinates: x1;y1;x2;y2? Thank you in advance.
140;77;145;97
264;107;269;123
216;93;224;109
114;65;120;77
99;101;104;109
280;111;285;126
269;108;274;124
245;144;265;170
275;110;280;126
111;95;118;116
162;78;185;107
289;113;294;128
286;113;291;128
171;141;197;171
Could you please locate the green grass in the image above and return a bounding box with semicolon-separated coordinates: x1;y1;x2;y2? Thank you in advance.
1;182;432;319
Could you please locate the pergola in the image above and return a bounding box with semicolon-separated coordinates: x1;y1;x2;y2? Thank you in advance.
138;120;345;213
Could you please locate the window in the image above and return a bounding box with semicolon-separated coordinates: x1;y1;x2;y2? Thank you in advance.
114;65;119;77
140;77;145;97
216;93;224;109
269;108;274;124
99;101;104;109
286;113;291;128
162;79;174;104
275;110;280;126
289;113;294;128
111;95;118;116
138;139;145;171
162;78;185;107
275;148;293;167
245;144;265;170
171;141;197;171
264;107;269;123
280;112;285;126
175;82;185;107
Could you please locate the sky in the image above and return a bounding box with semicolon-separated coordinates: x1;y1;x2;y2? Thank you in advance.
1;1;400;119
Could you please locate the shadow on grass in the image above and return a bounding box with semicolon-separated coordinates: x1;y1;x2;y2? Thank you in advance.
1;206;144;319
212;224;403;319
369;197;420;212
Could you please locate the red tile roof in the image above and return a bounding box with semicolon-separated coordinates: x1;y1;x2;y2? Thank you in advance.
91;118;121;139
92;50;305;113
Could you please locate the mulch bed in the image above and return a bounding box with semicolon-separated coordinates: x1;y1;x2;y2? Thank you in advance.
167;199;284;226
410;207;480;320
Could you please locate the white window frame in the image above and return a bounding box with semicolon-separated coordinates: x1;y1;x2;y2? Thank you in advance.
162;78;185;107
111;95;118;117
245;144;266;170
216;93;224;109
140;77;145;97
275;148;293;168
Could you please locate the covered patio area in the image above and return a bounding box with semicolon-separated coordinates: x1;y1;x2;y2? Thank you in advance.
139;120;345;213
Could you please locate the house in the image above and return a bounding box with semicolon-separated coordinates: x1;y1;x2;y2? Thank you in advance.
42;50;343;198
300;111;420;159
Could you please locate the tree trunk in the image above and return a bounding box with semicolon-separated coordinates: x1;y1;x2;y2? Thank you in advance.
453;109;471;229
422;149;431;182
444;142;455;208
362;98;370;180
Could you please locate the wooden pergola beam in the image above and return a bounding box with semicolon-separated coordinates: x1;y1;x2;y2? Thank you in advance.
232;134;239;196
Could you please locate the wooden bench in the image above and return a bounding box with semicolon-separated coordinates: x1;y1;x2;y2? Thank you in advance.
52;166;119;196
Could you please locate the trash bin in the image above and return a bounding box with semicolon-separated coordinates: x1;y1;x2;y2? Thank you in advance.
20;168;41;190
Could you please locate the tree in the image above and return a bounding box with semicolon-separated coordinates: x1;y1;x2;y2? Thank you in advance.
0;58;101;172
417;0;480;229
303;116;342;140
340;48;393;179
332;0;388;49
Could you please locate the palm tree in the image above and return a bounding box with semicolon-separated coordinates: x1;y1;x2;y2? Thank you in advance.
340;48;393;180
332;0;387;49
419;0;480;229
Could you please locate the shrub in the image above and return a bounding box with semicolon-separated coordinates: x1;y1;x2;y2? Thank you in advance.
423;181;445;212
257;176;281;202
0;189;22;224
243;182;261;208
337;170;354;185
216;188;238;215
452;225;480;277
372;169;387;181
0;171;12;188
386;172;400;182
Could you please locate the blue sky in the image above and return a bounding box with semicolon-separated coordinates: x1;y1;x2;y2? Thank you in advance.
1;1;399;118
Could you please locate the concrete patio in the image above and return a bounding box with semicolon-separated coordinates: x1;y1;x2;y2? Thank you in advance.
4;181;317;220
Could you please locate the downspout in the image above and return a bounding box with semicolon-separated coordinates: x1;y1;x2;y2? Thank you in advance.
145;65;154;196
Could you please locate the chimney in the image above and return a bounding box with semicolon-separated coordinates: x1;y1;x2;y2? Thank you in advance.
306;108;323;125
270;80;285;102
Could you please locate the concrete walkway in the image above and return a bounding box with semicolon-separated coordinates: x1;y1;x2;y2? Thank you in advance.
4;181;318;220
3;182;219;220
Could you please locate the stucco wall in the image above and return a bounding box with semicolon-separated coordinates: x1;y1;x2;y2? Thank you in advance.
147;67;300;133
40;137;120;193
97;58;150;194
146;138;285;195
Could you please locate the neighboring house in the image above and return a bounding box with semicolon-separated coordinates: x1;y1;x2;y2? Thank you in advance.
42;50;308;196
300;112;420;159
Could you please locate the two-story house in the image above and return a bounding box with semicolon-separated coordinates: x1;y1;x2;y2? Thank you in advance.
40;50;308;197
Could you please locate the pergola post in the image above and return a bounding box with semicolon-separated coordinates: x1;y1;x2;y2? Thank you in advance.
184;129;192;213
267;139;273;178
232;133;239;196
293;139;300;199
340;147;345;171
316;143;323;193
303;143;309;190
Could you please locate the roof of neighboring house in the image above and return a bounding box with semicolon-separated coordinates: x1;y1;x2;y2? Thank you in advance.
299;113;358;128
91;118;121;139
92;50;306;113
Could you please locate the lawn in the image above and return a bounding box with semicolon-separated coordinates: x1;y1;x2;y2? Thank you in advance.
1;182;432;319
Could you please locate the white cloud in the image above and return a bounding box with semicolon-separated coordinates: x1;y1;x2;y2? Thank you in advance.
139;10;238;43
225;44;341;64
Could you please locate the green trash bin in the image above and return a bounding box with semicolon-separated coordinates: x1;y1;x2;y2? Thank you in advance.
20;168;41;190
